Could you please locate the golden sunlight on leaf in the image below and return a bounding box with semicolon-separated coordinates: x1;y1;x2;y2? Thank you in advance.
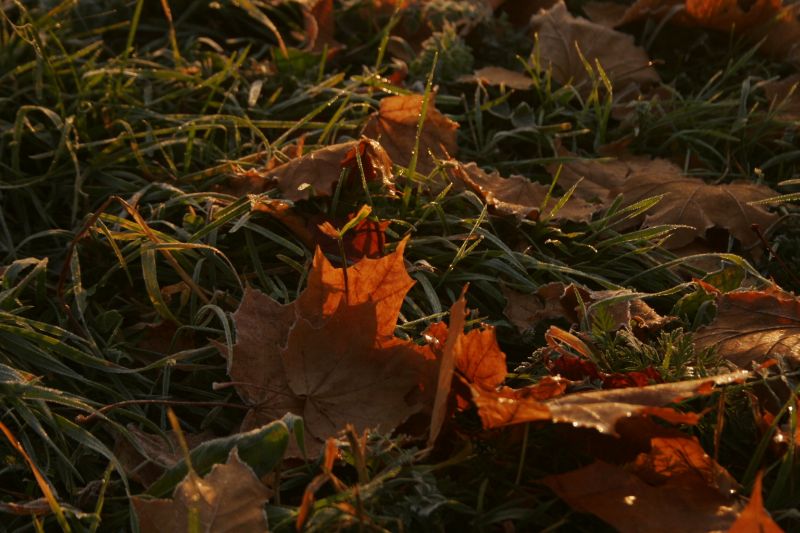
362;94;459;175
693;287;800;369
132;449;271;533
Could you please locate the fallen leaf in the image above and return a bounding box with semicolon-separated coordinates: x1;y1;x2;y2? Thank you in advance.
729;471;785;532
473;371;749;431
543;457;739;533
302;0;340;53
503;282;670;333
227;240;436;454
583;0;800;64
693;287;800;369
311;212;391;260
296;238;415;334
552;151;779;250
228;137;394;201
763;74;800;123
428;294;467;446
584;0;779;30
278;301;429;450
549;149;678;205
470;383;555;429
618;171;780;250
451;162;597;222
362;94;459;175
424;299;508;411
460;66;534;90
530;1;660;98
132;449;271;533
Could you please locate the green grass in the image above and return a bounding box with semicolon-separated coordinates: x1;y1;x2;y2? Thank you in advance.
1;0;800;531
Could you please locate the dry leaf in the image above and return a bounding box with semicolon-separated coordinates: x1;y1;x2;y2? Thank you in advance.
763;75;800;123
693;287;800;369
470;383;555;429
362;94;459;175
277;301;429;450
551;151;779;250
584;0;779;30
530;2;660;98
617;171;780;250
424;301;508;410
549;149;679;204
544;374;746;434
584;0;800;64
460;66;534;90
296;238;415;334
228;138;394;202
310;211;391;260
228;240;436;454
451;162;597;222
729;471;784;532
132;449;271;533
543;458;739;533
473;371;749;431
302;0;340;53
428;294;467;446
502;282;670;333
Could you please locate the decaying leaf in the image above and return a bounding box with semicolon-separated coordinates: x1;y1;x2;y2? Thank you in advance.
530;1;660;97
583;0;780;31
424;301;508;408
502;282;670;333
728;471;784;532
763;74;800;123
132;449;271;533
473;371;749;431
362;94;459;175
583;0;800;64
228;137;394;201
693;287;800;369
618;172;779;250
311;213;391;260
543;444;740;533
546;372;748;434
549;149;680;204
459;66;534;90
227;240;436;455
550;151;779;250
450;162;597;222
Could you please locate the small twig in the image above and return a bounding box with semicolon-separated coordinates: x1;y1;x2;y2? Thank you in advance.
75;399;248;424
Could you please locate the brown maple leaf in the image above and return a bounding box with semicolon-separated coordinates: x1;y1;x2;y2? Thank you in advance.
362;94;459;175
228;137;394;202
549;149;679;204
551;151;779;250
530;1;660;98
450;162;597;222
729;471;784;533
132;449;271;533
227;240;436;455
693;287;800;369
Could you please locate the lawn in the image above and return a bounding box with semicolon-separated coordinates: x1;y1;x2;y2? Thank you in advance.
1;0;800;531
